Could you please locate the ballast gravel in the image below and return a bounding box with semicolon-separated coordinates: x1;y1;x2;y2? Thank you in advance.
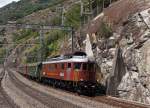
2;71;48;108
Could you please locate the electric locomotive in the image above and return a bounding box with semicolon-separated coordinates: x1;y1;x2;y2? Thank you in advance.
41;52;97;95
18;52;98;96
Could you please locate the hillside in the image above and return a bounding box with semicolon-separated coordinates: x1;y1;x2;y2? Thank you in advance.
0;0;66;24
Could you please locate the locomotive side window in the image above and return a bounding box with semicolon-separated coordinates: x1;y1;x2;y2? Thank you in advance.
67;63;71;68
61;63;65;70
48;65;51;71
74;63;81;70
55;64;57;69
49;64;55;71
88;63;95;71
83;63;87;70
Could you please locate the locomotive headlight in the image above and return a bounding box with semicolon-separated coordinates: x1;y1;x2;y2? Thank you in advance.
91;85;95;88
84;85;87;88
80;79;83;81
43;72;46;75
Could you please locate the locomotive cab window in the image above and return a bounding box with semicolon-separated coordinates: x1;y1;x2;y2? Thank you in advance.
74;63;81;70
67;63;71;68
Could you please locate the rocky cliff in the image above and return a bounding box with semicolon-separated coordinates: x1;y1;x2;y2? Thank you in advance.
74;0;150;104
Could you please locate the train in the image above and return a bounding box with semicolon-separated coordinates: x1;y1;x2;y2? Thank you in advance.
17;51;106;96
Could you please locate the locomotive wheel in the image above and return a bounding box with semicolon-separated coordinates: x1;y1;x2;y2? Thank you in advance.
77;89;82;95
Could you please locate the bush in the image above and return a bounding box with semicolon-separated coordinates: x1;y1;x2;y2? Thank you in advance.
12;29;38;43
23;44;40;63
65;4;81;29
44;30;67;57
98;22;112;39
50;16;62;26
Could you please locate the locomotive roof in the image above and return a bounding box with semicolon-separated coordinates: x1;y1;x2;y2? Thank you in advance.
43;51;90;64
42;56;90;64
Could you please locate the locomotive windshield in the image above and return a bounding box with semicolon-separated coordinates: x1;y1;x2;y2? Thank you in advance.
83;63;87;70
74;63;81;70
67;63;71;68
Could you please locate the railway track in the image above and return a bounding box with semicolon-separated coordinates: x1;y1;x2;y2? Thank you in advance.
0;68;18;108
41;82;150;108
92;96;149;108
7;69;79;108
8;68;150;108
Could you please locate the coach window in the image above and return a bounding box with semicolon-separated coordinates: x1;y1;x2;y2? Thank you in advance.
74;63;81;70
67;63;71;68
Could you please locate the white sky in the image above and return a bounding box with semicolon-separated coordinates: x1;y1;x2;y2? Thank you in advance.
0;0;20;8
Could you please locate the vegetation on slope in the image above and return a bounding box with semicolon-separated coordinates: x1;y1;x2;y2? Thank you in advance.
19;29;68;63
0;0;65;24
12;29;38;43
65;4;81;29
0;48;6;63
98;22;112;39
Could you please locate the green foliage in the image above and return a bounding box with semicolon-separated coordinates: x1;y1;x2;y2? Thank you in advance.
0;48;6;57
23;44;40;63
45;30;65;45
47;41;59;56
0;48;6;64
48;42;57;52
27;46;40;63
98;22;112;39
12;29;39;63
21;29;67;63
45;30;66;56
50;16;62;26
65;4;81;29
12;29;38;43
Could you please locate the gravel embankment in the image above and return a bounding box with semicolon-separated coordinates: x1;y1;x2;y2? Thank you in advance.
0;68;18;108
2;71;48;108
7;70;79;108
8;68;118;108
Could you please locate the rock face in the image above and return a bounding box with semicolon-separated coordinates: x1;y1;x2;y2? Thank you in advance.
74;0;150;104
117;8;150;104
85;34;94;61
